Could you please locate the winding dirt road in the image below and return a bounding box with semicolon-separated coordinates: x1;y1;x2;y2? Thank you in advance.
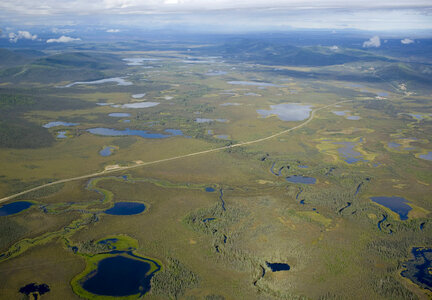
0;100;351;203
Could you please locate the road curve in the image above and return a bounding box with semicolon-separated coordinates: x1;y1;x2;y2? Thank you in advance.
0;100;351;203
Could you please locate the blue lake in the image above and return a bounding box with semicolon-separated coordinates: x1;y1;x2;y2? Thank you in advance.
203;218;216;223
370;196;412;220
109;113;131;117
43;121;79;128
346;116;361;120
228;81;281;87
195;118;227;123
104;202;145;215
257;103;312;122
266;262;291;272
286;176;316;184
419;152;432;161
220;102;241;106
401;247;432;291
87;128;184;139
0;201;33;216
57;131;67;139
99;146;115;157
334;141;366;164
388;142;401;149
205;187;215;192
332;111;349;116
82;254;160;296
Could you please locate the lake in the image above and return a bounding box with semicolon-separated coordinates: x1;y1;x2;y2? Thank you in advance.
59;77;132;88
266;262;291;272
43;121;79;128
370;196;412;220
220;103;242;106
121;102;159;109
388;142;401;149
205;187;215;192
87;128;184;139
123;58;160;65
0;201;33;216
257;103;312;121
401;247;432;291
332;111;349;116
195;118;227;123
419;152;432;161
82;254;160;296
346;116;361;120
228;81;282;87
109;113;131;117
104;202;146;215
286;176;316;184
334;141;366;164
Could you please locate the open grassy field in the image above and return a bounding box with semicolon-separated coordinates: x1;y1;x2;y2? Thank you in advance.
0;40;431;300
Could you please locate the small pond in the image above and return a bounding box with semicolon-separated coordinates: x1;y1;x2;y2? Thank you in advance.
104;202;146;215
132;93;146;99
57;131;67;139
286;176;316;184
216;135;229;140
0;201;33;216
257;103;312;121
266;262;291;272
388;142;401;149
205;187;215;192
370;196;412;220
99;146;115;157
346;116;361;120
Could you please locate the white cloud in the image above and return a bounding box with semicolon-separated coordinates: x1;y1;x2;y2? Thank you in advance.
46;35;81;43
8;30;37;42
329;45;339;51
401;38;414;44
106;29;120;32
363;36;381;48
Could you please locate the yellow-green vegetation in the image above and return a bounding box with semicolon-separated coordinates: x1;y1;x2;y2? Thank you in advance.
0;40;431;300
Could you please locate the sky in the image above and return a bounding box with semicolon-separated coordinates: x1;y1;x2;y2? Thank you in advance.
0;0;431;33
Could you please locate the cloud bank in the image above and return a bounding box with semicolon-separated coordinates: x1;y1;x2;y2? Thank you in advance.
401;38;415;44
46;35;81;43
0;0;431;32
9;30;37;42
363;36;381;48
